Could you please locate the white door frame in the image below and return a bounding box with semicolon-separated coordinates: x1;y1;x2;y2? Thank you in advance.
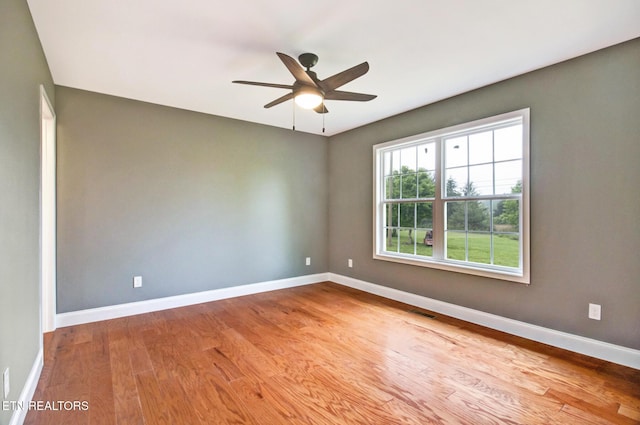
40;85;56;336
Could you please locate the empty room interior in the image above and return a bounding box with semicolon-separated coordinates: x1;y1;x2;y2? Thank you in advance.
2;1;640;424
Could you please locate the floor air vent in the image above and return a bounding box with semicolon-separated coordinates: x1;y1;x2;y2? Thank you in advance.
408;309;436;319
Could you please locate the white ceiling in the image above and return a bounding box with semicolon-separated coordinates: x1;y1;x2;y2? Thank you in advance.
27;0;640;136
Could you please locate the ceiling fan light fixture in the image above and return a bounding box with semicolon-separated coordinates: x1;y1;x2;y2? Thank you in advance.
294;88;323;109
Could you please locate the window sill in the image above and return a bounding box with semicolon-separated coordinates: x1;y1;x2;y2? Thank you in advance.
373;252;530;284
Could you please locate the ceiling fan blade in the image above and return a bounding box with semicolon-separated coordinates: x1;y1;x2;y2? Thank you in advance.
319;62;369;92
324;90;377;102
264;92;294;108
314;103;329;114
232;80;293;90
276;52;317;87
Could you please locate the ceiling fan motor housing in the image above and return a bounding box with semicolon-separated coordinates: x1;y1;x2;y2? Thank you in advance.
298;53;319;69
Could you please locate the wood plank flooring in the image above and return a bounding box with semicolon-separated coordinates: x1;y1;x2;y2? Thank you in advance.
25;282;640;424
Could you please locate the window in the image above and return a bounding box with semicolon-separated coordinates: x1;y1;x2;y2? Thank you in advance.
373;109;530;283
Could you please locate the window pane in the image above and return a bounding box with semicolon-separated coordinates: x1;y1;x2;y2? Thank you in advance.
493;199;519;233
401;173;418;199
385;203;398;227
417;171;435;198
445;136;468;168
417;228;433;257
446;231;466;261
385;228;399;253
391;150;400;173
399;229;416;255
494;124;522;162
399;203;415;228
467;200;490;232
494;160;522;195
383;151;392;176
417;142;436;171
468;164;493;196
416;202;433;229
493;234;520;268
385;175;400;199
400;146;417;172
445;167;467;197
469;131;493;165
417;201;433;258
468;233;491;264
445;201;465;231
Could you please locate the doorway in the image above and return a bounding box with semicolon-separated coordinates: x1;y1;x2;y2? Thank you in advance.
40;85;56;335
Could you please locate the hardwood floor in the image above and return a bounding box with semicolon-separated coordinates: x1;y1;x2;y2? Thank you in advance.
25;282;640;424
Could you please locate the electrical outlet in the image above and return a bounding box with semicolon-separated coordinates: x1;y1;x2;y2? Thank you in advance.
133;276;142;288
588;303;601;320
305;257;311;266
348;259;353;268
3;368;9;399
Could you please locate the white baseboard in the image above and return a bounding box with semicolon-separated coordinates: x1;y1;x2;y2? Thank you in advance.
8;348;43;425
328;273;640;370
56;273;330;328
54;271;639;370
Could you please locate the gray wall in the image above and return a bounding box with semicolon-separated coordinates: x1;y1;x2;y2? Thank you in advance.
328;38;640;350
0;0;54;423
56;87;328;312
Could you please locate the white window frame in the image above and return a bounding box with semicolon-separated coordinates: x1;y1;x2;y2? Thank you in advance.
373;108;530;284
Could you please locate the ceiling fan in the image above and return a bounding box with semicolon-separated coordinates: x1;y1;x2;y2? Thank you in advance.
232;52;376;114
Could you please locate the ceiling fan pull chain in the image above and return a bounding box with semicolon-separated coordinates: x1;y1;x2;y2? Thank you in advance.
322;108;325;133
292;99;296;131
